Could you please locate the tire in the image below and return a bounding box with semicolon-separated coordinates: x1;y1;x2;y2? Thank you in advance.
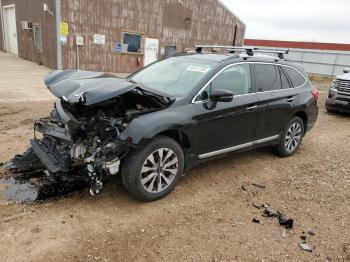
273;116;305;157
121;136;184;202
326;107;337;114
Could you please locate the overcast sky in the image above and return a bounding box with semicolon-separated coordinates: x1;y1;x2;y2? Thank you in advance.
221;0;350;44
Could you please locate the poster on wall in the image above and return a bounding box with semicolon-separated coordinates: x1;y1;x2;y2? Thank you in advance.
93;34;105;45
60;22;69;35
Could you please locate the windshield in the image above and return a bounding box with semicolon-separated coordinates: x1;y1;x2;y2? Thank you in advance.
129;57;217;97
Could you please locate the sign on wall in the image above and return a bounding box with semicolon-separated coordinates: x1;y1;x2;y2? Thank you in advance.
93;34;105;45
114;42;122;53
60;22;69;35
60;35;67;45
76;35;84;46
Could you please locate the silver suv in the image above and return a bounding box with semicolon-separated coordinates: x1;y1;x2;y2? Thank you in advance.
326;68;350;113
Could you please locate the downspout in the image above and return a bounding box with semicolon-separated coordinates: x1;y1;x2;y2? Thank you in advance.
0;0;5;51
55;0;62;69
232;24;238;46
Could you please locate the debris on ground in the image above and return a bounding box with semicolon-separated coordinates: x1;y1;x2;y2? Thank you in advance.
252;183;267;189
299;243;313;252
308;229;316;236
252;203;261;209
252;217;260;224
277;212;294;229
263;207;278;218
232;216;244;225
301;235;307;240
260;205;294;229
241;185;247;191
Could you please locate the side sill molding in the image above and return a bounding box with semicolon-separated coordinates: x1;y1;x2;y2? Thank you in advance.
198;135;280;159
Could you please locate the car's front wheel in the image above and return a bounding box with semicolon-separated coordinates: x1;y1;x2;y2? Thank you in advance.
121;136;184;202
273;116;305;157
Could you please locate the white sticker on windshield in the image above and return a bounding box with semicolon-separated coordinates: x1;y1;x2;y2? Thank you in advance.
186;66;211;73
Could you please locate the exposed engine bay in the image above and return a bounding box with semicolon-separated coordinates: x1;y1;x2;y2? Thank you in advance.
3;70;173;198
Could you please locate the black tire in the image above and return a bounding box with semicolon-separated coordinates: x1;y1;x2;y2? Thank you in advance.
326;107;337;114
121;136;184;202
273;116;305;157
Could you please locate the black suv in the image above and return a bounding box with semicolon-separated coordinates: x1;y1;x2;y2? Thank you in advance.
5;46;319;202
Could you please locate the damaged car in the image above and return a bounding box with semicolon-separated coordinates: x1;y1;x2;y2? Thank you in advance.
4;46;318;202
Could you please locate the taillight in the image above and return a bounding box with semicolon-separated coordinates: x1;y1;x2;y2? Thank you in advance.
311;88;319;101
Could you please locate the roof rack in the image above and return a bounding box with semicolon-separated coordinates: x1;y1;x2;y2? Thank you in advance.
195;45;290;59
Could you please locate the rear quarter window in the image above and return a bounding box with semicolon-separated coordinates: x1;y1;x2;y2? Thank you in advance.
283;67;306;87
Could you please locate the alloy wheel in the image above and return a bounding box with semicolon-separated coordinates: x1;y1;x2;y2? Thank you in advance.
140;148;179;193
285;122;302;153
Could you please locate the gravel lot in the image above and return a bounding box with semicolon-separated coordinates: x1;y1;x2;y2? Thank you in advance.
0;54;349;262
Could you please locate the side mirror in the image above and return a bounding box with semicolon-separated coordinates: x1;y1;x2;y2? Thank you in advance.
343;68;350;74
210;89;234;103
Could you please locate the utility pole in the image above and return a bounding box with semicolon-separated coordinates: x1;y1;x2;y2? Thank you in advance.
0;0;5;51
55;0;62;69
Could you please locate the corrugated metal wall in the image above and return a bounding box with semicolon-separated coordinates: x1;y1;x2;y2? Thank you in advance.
0;0;57;69
61;0;245;73
285;49;350;76
246;45;350;77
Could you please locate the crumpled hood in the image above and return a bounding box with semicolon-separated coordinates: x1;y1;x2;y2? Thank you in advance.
44;70;136;105
336;73;350;81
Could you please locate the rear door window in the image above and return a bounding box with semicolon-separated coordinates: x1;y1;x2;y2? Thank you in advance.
254;64;282;92
283;67;306;87
279;66;292;89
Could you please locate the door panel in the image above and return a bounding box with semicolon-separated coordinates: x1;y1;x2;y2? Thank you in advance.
255;89;299;139
3;6;18;55
144;37;159;66
253;64;298;140
193;93;259;155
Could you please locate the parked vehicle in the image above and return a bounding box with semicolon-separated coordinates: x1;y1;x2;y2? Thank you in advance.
326;68;350;113
4;46;319;202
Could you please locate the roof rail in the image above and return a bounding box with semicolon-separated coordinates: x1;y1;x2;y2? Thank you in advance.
195;45;290;59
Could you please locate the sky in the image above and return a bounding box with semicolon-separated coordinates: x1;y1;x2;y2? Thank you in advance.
221;0;350;44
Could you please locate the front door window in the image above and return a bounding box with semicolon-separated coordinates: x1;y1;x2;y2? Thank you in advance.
196;63;252;101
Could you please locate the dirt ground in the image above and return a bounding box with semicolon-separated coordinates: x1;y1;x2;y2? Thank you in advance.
0;55;349;261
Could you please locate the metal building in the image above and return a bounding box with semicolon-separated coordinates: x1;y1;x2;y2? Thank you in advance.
245;39;350;76
0;0;245;73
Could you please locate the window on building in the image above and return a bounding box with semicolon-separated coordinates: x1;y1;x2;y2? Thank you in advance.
254;64;282;92
164;46;177;57
33;25;42;53
123;32;142;53
283;67;306;87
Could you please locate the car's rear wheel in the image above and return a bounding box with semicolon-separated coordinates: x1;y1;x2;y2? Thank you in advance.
273;116;305;157
121;136;184;202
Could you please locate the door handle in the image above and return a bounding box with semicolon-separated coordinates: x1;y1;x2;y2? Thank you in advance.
246;105;258;111
286;96;295;102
